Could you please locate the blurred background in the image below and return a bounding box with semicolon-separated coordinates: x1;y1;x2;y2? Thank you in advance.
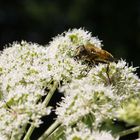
0;0;140;75
0;0;140;139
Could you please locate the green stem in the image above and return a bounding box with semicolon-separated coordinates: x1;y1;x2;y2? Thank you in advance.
138;130;140;138
23;81;58;140
38;120;61;140
23;125;35;140
118;126;140;137
47;125;64;140
10;133;15;140
43;81;58;106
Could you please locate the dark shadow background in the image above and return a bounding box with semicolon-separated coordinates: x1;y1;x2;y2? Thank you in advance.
0;0;140;139
0;0;140;75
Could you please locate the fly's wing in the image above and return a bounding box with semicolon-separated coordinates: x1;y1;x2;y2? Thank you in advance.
103;50;114;62
76;43;114;64
84;44;102;58
85;44;101;53
85;44;114;63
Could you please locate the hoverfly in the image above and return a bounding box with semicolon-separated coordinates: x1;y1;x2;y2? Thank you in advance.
76;43;114;64
76;43;114;84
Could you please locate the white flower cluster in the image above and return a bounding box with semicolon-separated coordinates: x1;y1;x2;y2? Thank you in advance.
117;98;140;125
56;60;140;128
54;30;140;139
47;28;102;82
56;80;116;127
0;28;140;140
0;42;52;139
65;123;118;140
0;29;103;139
89;60;140;100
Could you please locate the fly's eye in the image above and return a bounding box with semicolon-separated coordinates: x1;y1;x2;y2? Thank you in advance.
76;45;86;55
79;45;85;52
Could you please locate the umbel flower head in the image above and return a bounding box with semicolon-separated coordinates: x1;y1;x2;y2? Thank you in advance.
65;122;118;140
0;29;103;139
0;42;52;139
56;60;140;128
117;98;140;125
0;28;140;140
46;28;102;82
54;37;140;139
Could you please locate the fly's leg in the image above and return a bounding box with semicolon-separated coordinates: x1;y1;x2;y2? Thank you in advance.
106;63;111;85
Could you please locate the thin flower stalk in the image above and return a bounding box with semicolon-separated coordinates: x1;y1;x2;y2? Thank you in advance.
23;81;58;140
38;120;61;140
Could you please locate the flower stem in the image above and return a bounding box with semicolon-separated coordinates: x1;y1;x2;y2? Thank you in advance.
38;120;61;140
138;131;140;138
10;132;15;140
23;125;35;140
23;81;58;140
118;126;140;137
43;81;58;106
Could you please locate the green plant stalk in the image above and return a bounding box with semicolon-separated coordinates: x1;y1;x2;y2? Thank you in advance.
23;125;35;140
43;81;58;106
118;126;140;137
138;131;140;138
10;132;15;140
47;125;64;140
38;120;61;140
23;81;58;140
